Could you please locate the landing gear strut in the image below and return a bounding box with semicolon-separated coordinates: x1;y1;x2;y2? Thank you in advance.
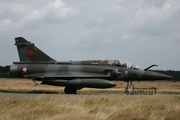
64;87;77;94
32;79;39;85
125;81;134;95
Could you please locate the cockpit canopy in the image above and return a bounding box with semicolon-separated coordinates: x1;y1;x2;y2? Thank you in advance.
101;60;142;70
79;60;142;70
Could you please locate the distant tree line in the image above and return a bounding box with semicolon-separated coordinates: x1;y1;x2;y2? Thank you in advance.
0;66;180;80
0;66;10;78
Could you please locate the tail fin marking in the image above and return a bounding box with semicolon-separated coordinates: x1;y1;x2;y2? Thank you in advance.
15;37;55;61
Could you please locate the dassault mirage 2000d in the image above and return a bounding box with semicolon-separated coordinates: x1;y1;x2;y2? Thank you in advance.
10;37;173;94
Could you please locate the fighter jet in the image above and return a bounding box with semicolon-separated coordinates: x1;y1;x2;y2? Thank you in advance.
10;37;173;94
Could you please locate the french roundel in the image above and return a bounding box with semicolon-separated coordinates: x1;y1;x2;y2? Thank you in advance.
22;67;28;72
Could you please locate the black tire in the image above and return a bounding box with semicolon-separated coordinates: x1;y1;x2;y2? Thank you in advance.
64;87;77;94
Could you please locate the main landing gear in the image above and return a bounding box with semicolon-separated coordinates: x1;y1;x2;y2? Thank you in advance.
64;87;77;94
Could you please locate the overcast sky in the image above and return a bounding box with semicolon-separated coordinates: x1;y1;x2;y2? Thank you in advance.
0;0;180;70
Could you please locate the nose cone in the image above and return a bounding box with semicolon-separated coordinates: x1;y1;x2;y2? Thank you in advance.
143;71;174;80
155;72;174;80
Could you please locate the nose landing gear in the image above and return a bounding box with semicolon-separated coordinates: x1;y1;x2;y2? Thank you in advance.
125;81;134;95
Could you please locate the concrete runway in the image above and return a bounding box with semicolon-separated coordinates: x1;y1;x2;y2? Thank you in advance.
0;92;179;99
0;92;126;98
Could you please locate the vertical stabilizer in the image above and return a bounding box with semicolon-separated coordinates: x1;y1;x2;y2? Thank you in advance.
15;37;55;61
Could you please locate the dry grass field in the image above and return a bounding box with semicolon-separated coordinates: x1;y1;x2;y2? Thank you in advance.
0;79;180;120
0;94;180;120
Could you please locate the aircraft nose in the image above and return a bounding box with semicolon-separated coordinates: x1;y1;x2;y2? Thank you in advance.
143;71;174;80
155;73;174;80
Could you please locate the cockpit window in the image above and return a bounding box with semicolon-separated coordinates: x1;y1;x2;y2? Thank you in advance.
100;60;142;70
101;60;108;65
112;60;121;67
120;63;127;68
128;63;142;70
101;60;120;66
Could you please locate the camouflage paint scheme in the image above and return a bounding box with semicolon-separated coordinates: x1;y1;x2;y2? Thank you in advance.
10;37;173;94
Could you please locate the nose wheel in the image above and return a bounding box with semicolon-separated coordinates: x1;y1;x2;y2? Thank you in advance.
125;88;129;95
